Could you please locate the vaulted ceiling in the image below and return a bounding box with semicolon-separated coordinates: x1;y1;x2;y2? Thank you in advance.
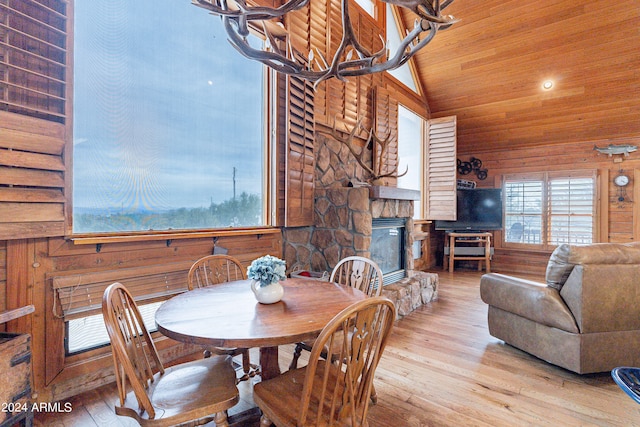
402;0;640;153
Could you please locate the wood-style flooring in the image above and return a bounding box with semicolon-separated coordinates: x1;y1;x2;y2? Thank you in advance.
34;271;640;426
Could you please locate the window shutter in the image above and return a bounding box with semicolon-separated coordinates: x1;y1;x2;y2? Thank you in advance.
51;261;193;320
424;116;457;220
288;0;382;131
503;171;596;248
374;86;398;185
0;1;68;240
0;1;67;122
277;50;316;227
504;177;543;244
547;172;595;245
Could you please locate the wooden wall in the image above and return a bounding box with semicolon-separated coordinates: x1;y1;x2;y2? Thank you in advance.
408;0;640;275
409;0;640;152
21;232;281;402
455;135;640;276
0;241;6;327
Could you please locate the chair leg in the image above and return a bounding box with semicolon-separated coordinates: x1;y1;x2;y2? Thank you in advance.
370;383;378;405
214;411;229;427
237;349;251;382
260;414;273;427
289;343;303;370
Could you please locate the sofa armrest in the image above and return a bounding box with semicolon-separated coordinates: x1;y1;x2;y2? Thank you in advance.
480;273;579;333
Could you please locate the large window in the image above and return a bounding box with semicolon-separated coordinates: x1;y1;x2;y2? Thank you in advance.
504;171;596;249
72;0;268;234
386;4;418;92
397;105;423;218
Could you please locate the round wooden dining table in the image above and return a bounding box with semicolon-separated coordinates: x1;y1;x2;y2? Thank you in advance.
155;277;366;380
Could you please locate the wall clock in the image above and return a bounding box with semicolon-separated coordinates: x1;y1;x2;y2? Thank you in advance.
614;172;630;202
614;174;629;187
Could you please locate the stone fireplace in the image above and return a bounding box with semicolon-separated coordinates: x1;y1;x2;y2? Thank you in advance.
283;130;438;318
283;184;438;318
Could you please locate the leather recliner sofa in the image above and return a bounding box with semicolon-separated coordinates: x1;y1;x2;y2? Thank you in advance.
480;242;640;374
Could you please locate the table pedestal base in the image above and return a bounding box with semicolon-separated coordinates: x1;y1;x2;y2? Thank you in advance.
259;346;281;381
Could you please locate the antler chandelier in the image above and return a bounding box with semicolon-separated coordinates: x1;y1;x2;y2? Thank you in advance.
192;0;457;84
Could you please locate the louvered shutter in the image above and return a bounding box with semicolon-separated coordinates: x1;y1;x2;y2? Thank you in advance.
287;0;382;131
276;50;316;227
0;1;68;240
374;86;399;185
51;261;193;320
503;175;543;244
425;116;457;220
503;171;595;248
547;173;595;245
286;0;311;54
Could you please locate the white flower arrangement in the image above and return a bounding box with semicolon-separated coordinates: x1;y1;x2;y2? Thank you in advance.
247;255;287;287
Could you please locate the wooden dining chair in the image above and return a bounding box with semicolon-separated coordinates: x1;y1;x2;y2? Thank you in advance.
254;296;396;427
102;282;239;427
188;254;246;288
329;255;384;297
289;256;384;370
188;254;258;381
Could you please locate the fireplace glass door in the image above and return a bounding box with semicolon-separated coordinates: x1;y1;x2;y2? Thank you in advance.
371;218;406;284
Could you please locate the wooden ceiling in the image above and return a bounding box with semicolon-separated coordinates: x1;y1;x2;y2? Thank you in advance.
402;0;640;153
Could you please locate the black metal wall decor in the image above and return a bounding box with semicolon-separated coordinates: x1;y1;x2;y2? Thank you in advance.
457;157;488;180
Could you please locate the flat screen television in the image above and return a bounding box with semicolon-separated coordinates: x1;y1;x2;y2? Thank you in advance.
434;188;503;231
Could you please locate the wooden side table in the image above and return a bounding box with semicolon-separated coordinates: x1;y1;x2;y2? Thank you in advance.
0;306;35;427
444;232;492;273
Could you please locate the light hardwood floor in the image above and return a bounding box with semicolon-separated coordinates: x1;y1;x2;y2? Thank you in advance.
34;271;640;426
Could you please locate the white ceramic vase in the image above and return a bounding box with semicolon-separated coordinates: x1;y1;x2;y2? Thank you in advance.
251;280;284;304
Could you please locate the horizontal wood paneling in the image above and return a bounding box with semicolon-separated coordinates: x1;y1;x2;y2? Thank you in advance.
24;231;283;402
408;0;640;152
0;240;6;323
457;137;640;275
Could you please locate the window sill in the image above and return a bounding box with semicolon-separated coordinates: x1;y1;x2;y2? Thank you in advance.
69;226;281;246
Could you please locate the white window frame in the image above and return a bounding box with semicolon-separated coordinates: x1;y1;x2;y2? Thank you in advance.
397;104;424;219
503;170;597;250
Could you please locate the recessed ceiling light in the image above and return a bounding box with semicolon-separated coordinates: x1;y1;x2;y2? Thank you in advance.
542;80;554;90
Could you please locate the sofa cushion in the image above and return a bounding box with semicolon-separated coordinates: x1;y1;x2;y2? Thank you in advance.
545;242;640;290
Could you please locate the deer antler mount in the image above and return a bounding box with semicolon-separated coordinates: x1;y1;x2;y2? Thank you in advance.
327;119;408;184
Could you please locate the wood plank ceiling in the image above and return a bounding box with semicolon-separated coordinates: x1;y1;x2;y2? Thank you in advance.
401;0;640;153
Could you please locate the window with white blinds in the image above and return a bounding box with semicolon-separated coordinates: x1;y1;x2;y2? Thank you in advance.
504;171;596;249
504;178;543;244
548;175;595;245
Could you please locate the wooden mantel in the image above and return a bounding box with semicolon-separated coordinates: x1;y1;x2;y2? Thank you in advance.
369;185;420;201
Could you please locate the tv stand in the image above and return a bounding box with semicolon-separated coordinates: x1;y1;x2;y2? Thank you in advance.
444;231;492;273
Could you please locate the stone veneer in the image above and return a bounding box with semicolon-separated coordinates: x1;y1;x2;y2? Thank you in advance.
282;128;438;317
283;186;438;318
285;187;413;272
381;272;438;318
